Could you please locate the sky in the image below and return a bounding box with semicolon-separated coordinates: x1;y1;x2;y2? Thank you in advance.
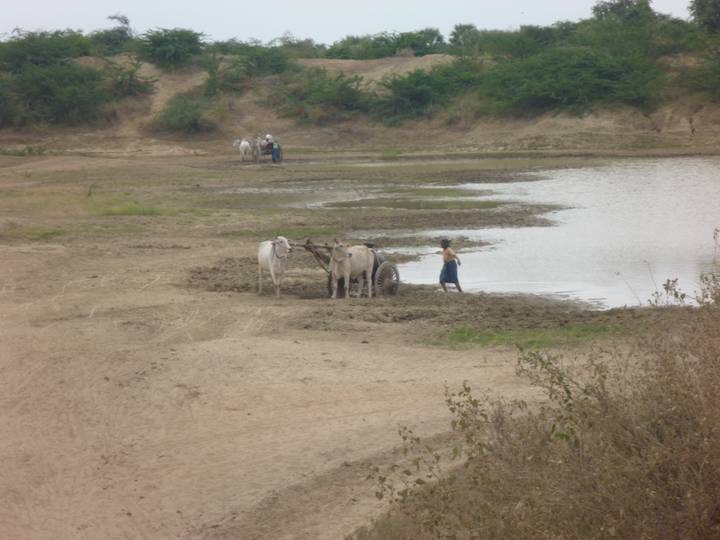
2;0;692;44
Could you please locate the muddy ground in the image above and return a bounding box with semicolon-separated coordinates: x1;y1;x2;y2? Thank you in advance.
0;152;680;540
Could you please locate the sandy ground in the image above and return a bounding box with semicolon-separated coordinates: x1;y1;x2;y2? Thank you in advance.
1;239;540;540
0;150;687;540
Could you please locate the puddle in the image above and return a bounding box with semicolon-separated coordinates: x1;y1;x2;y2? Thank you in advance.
399;157;720;309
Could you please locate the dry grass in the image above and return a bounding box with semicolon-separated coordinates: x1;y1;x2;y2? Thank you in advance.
354;265;720;539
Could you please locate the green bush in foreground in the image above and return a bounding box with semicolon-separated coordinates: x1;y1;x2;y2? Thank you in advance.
357;253;720;540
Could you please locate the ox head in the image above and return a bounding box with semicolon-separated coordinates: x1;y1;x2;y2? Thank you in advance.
272;235;293;256
331;239;352;262
232;139;241;148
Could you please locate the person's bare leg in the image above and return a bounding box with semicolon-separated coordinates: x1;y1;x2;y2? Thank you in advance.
440;281;448;292
454;281;463;293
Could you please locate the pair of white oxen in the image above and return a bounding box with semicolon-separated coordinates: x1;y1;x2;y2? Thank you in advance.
257;236;375;299
233;137;269;162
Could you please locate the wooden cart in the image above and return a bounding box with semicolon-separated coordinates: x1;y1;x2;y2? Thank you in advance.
300;239;400;297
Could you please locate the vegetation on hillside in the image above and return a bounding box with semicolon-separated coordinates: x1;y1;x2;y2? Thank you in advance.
0;0;719;130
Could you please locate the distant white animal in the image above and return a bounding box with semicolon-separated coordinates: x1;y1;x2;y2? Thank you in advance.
257;236;293;297
233;138;253;161
330;240;375;299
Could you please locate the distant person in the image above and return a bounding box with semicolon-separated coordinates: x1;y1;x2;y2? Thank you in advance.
439;239;462;293
271;140;281;163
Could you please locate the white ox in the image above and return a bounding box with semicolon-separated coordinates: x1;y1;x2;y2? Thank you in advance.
257;236;293;297
233;138;260;162
330;240;375;299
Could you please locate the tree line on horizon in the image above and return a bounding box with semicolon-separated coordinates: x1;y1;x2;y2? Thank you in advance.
1;0;719;131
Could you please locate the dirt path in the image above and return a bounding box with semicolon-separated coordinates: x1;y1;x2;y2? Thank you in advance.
0;239;542;540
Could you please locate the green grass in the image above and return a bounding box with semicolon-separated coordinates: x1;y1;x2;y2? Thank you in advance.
327;198;502;210
440;324;625;349
91;202;176;217
0;226;65;241
380;149;402;160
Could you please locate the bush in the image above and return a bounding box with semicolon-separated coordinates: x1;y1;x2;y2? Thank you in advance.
371;58;484;122
479;46;662;112
689;40;720;99
0;30;92;73
150;93;215;133
691;0;720;33
90;14;134;56
139;28;204;68
272;68;370;124
326;29;445;59
102;57;156;98
12;63;109;123
361;256;720;539
0;78;18;127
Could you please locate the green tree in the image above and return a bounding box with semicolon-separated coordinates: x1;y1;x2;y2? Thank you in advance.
592;0;655;23
139;28;204;68
690;0;720;32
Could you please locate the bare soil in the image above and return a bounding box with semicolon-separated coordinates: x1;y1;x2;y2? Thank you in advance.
0;150;683;540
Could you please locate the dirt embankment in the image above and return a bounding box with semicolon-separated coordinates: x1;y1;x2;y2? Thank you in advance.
2;54;719;158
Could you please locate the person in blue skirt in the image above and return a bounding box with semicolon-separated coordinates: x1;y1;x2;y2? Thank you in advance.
439;238;463;293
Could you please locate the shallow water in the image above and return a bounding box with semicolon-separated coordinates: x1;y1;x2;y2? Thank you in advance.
399;157;720;309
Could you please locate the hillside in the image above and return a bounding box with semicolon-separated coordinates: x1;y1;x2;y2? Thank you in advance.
1;54;720;158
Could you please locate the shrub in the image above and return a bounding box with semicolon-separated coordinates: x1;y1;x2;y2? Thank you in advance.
102;57;156;98
138;28;204;68
272;68;370;124
149;93;215;133
90;14;134;56
689;39;720;98
0;78;18;127
326;29;445;60
0;30;92;73
691;0;720;33
479;46;662;112
361;271;720;539
371;58;484;122
12;62;109;123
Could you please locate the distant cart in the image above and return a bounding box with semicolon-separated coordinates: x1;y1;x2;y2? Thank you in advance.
299;239;400;297
259;140;283;163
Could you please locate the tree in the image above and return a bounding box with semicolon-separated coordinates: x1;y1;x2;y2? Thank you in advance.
690;0;720;33
592;0;655;23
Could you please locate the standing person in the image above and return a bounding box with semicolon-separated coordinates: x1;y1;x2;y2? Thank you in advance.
271;140;280;163
439;239;463;293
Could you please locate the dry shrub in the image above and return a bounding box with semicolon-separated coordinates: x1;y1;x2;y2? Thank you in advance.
356;234;720;540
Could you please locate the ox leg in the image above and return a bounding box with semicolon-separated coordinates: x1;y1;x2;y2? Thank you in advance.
344;272;351;299
258;264;262;294
275;276;281;298
331;275;338;299
367;267;373;299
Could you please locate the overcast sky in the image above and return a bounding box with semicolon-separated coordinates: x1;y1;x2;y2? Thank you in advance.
2;1;692;44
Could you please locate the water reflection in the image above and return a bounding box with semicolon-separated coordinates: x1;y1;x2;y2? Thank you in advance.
399;158;720;309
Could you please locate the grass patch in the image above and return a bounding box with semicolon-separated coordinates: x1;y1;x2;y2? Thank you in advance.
327;198;502;210
0;226;65;241
91;202;174;217
380;149;402;160
441;324;624;348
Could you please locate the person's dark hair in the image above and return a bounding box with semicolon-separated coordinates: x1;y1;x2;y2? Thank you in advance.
441;239;451;249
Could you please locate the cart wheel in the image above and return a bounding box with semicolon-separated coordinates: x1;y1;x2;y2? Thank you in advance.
327;275;346;298
374;261;400;296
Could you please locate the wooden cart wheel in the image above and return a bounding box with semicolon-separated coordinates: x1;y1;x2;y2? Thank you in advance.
374;261;400;296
